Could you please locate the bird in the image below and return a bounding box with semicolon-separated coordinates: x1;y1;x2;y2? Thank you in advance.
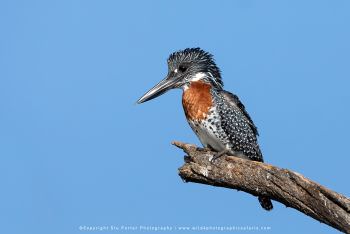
137;48;273;211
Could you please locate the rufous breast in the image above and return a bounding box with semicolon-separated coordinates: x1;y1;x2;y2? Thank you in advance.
182;81;213;121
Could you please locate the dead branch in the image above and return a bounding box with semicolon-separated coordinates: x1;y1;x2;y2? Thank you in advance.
173;141;350;233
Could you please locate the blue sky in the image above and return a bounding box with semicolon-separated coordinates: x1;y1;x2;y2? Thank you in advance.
1;0;349;233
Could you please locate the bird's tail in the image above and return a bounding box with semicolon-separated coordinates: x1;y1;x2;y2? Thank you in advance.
258;196;273;211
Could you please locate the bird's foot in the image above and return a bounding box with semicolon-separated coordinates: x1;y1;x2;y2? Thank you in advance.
209;149;229;162
198;145;216;153
197;147;211;152
210;150;249;162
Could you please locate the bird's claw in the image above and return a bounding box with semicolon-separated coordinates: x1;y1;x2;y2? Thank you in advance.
209;150;228;163
197;147;210;152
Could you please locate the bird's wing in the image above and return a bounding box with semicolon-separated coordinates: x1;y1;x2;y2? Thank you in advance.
220;90;259;136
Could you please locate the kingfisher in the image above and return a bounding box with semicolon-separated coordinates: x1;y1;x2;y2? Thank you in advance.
137;48;273;211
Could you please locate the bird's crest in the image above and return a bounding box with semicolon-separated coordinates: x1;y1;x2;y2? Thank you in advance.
167;48;223;89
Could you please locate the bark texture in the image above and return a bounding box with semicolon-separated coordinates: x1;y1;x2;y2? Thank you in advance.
173;141;350;233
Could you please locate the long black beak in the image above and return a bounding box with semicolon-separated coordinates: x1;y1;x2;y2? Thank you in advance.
137;76;180;104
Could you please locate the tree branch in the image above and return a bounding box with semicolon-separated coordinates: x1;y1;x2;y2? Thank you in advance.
173;141;350;233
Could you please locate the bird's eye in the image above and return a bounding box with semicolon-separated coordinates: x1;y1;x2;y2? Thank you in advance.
179;65;187;73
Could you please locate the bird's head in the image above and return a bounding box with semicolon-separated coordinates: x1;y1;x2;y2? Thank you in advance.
137;48;223;104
